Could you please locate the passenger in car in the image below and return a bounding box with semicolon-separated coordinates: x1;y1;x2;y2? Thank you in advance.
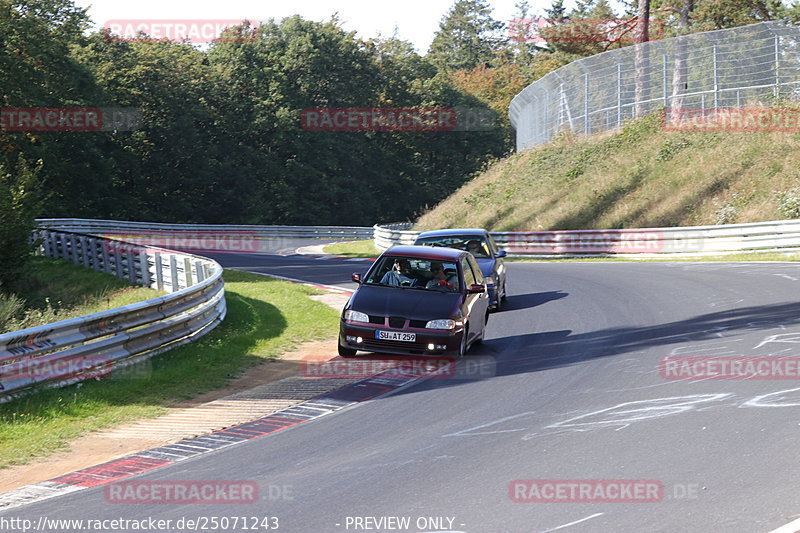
426;262;458;289
380;258;416;286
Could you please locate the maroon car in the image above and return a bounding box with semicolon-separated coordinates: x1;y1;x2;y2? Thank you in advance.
338;245;490;357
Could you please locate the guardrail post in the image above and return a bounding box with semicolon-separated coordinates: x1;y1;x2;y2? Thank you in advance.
69;234;79;264
101;240;111;274
80;236;90;268
169;254;179;291
42;231;52;257
140;251;151;287
114;246;123;279
195;260;205;282
127;249;136;283
154;252;164;291
184;257;194;287
92;239;101;270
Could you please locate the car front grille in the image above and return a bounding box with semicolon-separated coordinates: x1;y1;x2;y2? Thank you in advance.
368;315;384;325
388;316;406;328
362;338;425;351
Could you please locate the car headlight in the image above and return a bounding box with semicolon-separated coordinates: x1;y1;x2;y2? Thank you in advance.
484;276;495;286
425;318;465;330
344;310;369;323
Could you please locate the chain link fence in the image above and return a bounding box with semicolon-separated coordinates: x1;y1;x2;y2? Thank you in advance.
509;21;800;151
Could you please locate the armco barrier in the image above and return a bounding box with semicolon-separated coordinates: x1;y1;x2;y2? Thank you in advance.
374;219;800;257
0;229;226;401
37;218;374;244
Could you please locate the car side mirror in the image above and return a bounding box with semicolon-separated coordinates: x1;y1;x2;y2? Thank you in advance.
351;272;363;284
496;250;507;258
467;283;486;294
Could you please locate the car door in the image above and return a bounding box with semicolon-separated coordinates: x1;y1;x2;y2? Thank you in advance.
461;254;489;341
486;232;506;296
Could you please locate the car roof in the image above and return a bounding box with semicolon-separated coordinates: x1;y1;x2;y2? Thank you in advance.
382;245;466;261
416;228;488;238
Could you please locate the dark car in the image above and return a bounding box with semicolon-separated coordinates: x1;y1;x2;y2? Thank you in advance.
413;228;507;311
338;245;490;357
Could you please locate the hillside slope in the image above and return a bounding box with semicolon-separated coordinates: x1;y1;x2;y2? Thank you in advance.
415;113;800;231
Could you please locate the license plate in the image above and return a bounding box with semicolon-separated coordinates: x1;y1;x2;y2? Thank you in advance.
376;331;416;342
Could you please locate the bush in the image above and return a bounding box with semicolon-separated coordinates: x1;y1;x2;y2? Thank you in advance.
0;156;46;289
777;188;800;219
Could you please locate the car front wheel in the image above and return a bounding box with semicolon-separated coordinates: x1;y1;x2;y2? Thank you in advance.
338;343;357;357
457;327;469;356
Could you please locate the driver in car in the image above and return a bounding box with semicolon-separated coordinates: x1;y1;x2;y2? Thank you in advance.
466;239;488;258
380;258;416;286
426;262;457;289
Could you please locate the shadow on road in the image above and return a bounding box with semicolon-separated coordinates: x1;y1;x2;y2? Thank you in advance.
383;300;800;398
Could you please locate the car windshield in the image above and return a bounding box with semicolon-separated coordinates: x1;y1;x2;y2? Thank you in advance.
365;256;460;292
415;235;491;258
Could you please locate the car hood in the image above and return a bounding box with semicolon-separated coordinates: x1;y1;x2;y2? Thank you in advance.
350;285;461;320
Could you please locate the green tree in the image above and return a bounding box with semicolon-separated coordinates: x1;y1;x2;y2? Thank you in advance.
0;156;45;288
428;0;507;71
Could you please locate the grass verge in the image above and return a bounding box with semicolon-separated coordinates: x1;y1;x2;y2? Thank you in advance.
0;256;159;333
323;239;380;258
0;269;339;468
416;111;800;231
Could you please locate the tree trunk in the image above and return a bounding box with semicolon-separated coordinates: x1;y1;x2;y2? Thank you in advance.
670;0;694;124
634;0;651;117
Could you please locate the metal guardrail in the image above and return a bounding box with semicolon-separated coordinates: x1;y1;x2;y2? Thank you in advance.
509;21;800;151
374;219;800;257
37;218;374;242
0;229;226;402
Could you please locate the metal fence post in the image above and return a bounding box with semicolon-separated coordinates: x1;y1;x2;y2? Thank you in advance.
774;34;780;98
617;62;622;127
583;72;590;135
713;45;719;108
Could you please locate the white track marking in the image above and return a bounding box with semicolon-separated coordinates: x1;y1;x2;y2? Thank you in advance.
767;514;800;533
741;387;800;408
538;513;604;533
442;411;537;437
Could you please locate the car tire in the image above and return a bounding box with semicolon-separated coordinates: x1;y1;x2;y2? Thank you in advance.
474;319;485;345
457;326;469;356
501;281;508;301
338;343;357;357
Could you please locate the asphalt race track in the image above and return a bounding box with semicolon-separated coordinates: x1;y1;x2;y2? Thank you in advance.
5;246;800;533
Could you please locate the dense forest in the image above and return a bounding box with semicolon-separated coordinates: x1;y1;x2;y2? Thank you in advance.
1;0;795;285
